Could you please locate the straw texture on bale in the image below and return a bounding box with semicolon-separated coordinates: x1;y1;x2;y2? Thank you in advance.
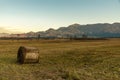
17;46;39;64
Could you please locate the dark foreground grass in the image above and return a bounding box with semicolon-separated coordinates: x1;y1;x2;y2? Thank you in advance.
0;39;120;80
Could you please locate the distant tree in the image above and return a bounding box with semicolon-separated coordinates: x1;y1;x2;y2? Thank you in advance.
73;35;77;39
38;34;41;40
82;34;87;38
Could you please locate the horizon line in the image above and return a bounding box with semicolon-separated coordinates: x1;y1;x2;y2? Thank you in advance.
0;22;120;34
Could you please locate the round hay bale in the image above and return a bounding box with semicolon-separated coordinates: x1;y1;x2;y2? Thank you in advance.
17;46;39;64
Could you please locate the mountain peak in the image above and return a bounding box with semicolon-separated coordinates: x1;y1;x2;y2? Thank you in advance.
46;28;55;32
68;23;80;27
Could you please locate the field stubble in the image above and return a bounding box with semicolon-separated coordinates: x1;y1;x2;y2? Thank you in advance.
0;39;120;80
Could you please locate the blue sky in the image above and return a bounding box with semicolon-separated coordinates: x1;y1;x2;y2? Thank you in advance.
0;0;120;33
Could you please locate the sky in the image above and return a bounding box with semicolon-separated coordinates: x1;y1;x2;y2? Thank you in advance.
0;0;120;33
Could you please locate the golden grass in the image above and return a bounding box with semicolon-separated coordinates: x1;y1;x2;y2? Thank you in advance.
0;38;120;80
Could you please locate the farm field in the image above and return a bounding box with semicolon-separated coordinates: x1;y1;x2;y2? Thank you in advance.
0;38;120;80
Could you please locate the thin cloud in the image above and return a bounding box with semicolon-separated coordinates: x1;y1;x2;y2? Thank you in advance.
0;27;11;33
0;27;21;33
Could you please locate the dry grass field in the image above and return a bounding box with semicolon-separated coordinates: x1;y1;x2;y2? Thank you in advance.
0;38;120;80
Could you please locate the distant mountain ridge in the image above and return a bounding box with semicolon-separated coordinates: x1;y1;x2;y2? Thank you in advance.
0;23;120;38
37;23;120;38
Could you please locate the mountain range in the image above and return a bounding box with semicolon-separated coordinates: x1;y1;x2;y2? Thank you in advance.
0;23;120;38
37;23;120;38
